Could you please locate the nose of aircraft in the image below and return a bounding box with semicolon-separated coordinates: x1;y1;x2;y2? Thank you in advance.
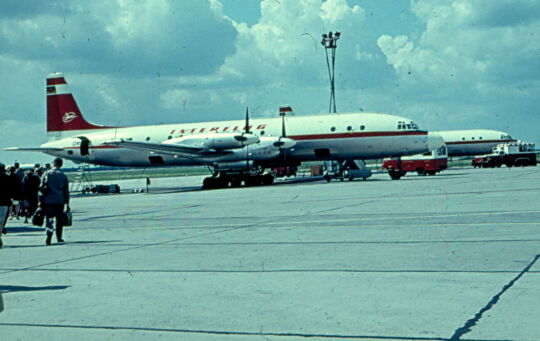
427;132;444;151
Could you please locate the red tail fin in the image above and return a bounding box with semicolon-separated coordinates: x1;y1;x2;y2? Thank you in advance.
46;73;112;133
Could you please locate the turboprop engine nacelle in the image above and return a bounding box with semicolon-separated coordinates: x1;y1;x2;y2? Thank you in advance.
214;160;254;171
165;133;259;150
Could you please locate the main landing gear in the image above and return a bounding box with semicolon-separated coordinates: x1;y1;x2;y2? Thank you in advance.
202;171;275;190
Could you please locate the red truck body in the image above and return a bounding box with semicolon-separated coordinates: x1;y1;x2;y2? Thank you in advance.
382;144;448;179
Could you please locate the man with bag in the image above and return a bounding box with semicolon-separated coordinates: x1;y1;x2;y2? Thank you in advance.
40;158;70;245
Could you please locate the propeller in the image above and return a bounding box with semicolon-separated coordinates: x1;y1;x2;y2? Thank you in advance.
244;107;252;171
273;107;296;161
233;107;253;143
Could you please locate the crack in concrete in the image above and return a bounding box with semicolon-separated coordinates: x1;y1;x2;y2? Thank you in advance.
449;253;540;340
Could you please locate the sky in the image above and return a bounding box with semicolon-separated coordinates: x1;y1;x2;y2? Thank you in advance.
1;0;539;165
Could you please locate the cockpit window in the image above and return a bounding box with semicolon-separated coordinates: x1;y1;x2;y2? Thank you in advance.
397;121;419;130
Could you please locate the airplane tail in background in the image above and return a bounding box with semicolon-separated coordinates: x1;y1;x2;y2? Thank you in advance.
46;72;112;138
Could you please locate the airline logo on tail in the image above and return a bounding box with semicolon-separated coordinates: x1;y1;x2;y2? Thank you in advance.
46;72;114;134
62;112;78;123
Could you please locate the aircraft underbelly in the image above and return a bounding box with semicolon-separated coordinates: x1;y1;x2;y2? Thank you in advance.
447;142;496;157
291;135;427;160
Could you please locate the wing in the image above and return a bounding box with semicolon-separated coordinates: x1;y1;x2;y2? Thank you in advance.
4;147;64;152
105;140;231;158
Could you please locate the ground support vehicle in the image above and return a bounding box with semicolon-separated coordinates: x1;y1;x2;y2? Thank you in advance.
323;160;372;182
382;144;448;180
472;142;537;168
271;166;297;177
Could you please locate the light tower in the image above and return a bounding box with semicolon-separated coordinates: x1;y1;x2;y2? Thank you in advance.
321;31;340;113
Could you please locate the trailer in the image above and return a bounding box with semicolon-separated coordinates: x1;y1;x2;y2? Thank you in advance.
472;142;537;168
382;144;448;180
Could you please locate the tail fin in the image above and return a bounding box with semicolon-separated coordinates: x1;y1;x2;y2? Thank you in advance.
46;72;112;137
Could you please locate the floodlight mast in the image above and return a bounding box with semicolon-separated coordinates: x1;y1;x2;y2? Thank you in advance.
321;31;340;113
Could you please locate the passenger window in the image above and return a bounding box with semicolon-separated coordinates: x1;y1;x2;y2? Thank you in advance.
260;130;265;136
360;125;365;130
331;127;336;132
347;126;352;131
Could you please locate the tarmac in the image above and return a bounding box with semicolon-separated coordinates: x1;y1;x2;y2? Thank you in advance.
1;167;539;341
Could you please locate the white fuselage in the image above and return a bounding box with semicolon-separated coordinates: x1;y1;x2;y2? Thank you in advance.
432;129;515;157
42;112;440;167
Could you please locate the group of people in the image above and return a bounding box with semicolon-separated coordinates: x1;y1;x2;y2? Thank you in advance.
0;158;70;248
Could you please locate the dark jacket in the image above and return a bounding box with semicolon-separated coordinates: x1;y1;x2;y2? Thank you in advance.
8;172;22;201
0;172;15;206
40;168;70;205
22;173;41;204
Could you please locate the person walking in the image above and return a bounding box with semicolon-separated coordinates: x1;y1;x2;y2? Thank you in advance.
21;168;41;223
40;158;70;245
0;163;16;248
6;166;21;221
13;163;25;219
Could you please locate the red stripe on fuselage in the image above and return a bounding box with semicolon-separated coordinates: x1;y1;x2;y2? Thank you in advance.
446;139;517;145
289;130;427;140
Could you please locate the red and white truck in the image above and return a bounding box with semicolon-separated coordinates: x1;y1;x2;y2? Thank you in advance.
382;144;448;180
472;142;537;168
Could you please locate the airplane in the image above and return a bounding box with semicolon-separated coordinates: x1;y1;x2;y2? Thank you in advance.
6;72;443;189
430;130;516;157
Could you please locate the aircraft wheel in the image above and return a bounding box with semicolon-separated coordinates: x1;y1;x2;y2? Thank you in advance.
245;177;260;187
388;170;402;180
262;174;275;185
202;177;215;189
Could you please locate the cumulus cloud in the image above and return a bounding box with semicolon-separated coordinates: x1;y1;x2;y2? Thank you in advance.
218;0;366;86
0;0;237;76
377;0;540;86
374;0;540;135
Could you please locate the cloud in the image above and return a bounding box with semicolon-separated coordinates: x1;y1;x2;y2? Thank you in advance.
378;0;540;86
218;0;367;86
374;0;540;136
0;0;237;76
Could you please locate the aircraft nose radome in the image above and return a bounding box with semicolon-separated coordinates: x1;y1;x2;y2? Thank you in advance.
427;132;444;151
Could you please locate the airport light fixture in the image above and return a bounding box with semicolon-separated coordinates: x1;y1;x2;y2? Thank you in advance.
321;31;340;113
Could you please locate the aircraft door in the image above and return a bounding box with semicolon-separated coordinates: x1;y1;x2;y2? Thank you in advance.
80;137;90;156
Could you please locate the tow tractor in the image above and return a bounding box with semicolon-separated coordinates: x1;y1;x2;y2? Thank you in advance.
382;144;448;180
323;160;372;182
472;142;537;168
